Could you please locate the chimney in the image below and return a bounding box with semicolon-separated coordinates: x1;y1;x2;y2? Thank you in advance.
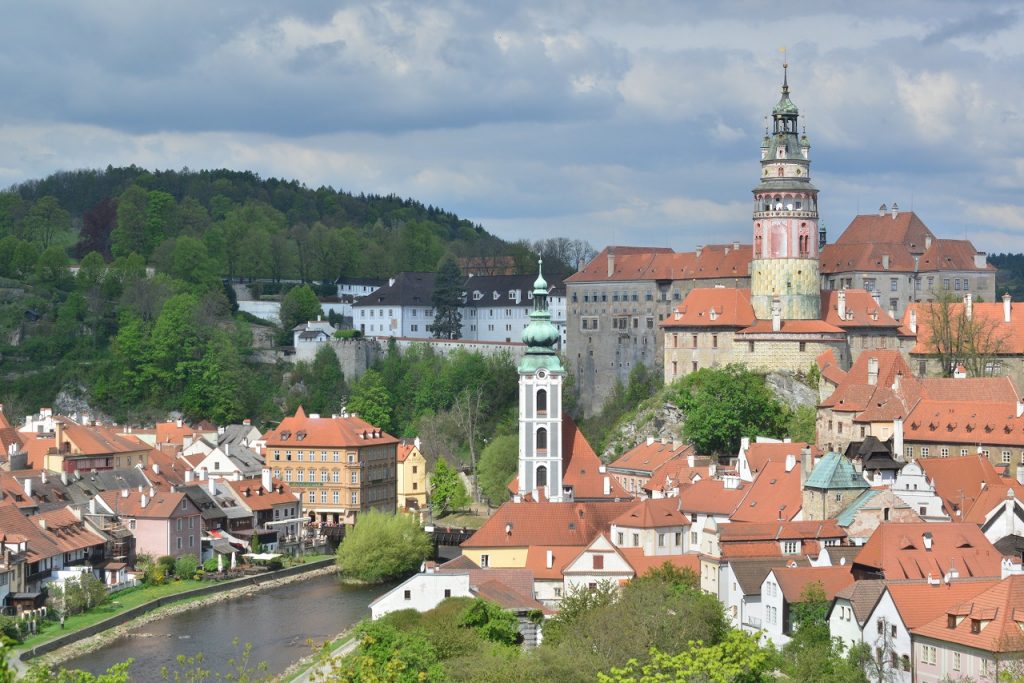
868;357;879;386
152;463;160;475
607;250;616;277
261;468;272;492
185;469;194;483
785;454;796;472
801;446;813;484
879;204;887;217
1004;293;1012;323
546;550;554;569
121;488;129;498
837;289;846;321
38;518;46;530
89;498;96;515
140;494;148;508
603;476;611;496
23;477;32;499
243;418;251;426
646;436;655;446
922;532;933;551
910;308;918;335
696;245;703;258
176;418;183;428
975;252;987;269
964;293;973;320
1016;401;1023;419
893;418;904;460
925;235;932;250
61;471;68;486
414;436;422;450
687;454;695;468
891;202;899;219
208;476;217;496
40;470;47;485
882;254;890;270
771;297;781;332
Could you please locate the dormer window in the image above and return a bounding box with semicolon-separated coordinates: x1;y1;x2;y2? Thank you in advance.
971;619;981;634
473;291;483;301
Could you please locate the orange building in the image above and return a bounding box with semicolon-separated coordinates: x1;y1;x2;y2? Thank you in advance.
262;407;397;525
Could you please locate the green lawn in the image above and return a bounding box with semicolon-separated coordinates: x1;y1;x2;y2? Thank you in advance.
18;579;205;650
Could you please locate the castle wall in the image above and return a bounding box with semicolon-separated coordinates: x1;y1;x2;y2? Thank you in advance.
750;258;821;320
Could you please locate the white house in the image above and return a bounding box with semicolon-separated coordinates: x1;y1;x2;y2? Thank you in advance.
370;564;474;619
561;534;634;595
760;565;854;648
724;558;809;633
184;443;263;481
292;318;334;362
608;498;690;556
890;461;949;522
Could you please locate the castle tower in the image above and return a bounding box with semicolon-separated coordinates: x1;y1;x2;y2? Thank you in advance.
517;259;565;502
750;63;821;320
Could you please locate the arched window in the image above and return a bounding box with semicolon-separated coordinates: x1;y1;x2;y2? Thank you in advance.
537;427;548;450
536;465;548;488
537;388;548;414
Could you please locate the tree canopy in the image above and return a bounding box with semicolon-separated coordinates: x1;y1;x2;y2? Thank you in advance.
335;509;432;583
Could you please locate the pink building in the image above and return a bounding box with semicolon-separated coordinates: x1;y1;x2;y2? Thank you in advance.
98;489;201;560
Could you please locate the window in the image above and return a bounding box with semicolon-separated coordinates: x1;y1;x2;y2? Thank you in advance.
940;447;949;457
1003;450;1012;464
537;389;547;413
905;446;913;458
480;555;490;568
332;470;340;483
692;334;698;348
971;619;981;634
783;541;799;554
891;624;897;638
921;447;930;457
536;427;547;450
351;492;357;504
691;531;697;544
617;532;624;545
675;532;682;546
177;518;183;532
331;490;338;504
444;589;451;598
712;334;718;349
189;517;194;529
922;645;936;665
351;471;357;483
943;278;950;290
404;590;411;600
632;533;640;546
890;277;898;292
593;555;604;570
129;519;136;530
189;535;195;548
181;499;187;510
658;533;666;547
177;537;182;550
308;491;315;503
961;448;969;456
953;652;960;671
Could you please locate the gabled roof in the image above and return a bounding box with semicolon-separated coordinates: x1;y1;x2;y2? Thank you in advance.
887;579;1000;630
804;452;871;491
610;498;690;529
730;557;809;595
524;545;584;580
396;441;422;463
904;301;1024;355
352;272;436;308
98;489;194;519
661;288;756;329
743;442;816;477
63;422;149;456
676;478;748;516
642;460;711;496
608;439;691;475
905;399;1024;448
29;507;105;554
820;350;914;412
461;500;634;550
832;580;887;626
224;478;299;511
821;290;901;329
719;520;846;543
730;460;802;523
619;549;700;577
918;456;1013;519
771;565;855;602
854;522;1002;580
264;408;398;448
816;348;846;385
912;575;1024;652
0;499;62;563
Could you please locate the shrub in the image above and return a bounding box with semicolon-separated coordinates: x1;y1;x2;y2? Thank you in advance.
336;509;432;583
145;564;166;586
203;557;220;573
334;329;361;339
156;555;177;577
174;555;199;580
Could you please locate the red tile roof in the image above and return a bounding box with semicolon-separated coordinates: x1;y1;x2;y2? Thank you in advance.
718;520;846;542
619;549;700;577
662;288;756;329
730;460;803;523
886;579;999;630
224;478;299;511
676;478;748;515
772;565;855;602
904;301;1024;355
524;545;586;580
820;289;902;329
0;499;61;563
608;440;691;475
610;498;690;529
396;442;419;463
917;456;1008;518
905;400;1024;448
743;442;816;476
568;244;752;284
853;522;1002;580
29;507;105;554
738;319;846;334
98;489;195;519
63;422;149;456
643;461;710;496
461;500;634;550
264;407;398;449
912;576;1024;652
820;350;914;412
816;349;846;385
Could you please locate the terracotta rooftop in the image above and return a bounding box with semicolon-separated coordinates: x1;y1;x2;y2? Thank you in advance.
730;557;810;595
608;439;691;475
642;460;710;497
461;500;634;550
718;520;846;542
264;407;398;449
917;456;1010;519
619;549;700;577
568;244;751;284
820;289;902;329
0;499;61;563
224;478;299;511
29;507;105;554
676;478;748;516
730;460;803;523
98;489;195;519
396;442;419;463
524;545;586;580
886;578;999;630
912;576;1024;652
772;565;855;602
610;498;690;529
816;348;846;386
853;522;1002;580
905;400;1024;448
832;580;887;625
904;300;1024;355
743;442;816;477
820;350;914;412
662;288;756;329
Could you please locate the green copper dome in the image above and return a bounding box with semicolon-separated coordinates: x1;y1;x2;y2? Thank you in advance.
519;258;563;374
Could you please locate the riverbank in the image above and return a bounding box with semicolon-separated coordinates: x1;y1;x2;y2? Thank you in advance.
22;560;339;671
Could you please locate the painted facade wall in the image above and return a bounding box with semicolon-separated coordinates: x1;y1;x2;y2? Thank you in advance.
609;524;688;556
370;573;470;619
459;547;527;569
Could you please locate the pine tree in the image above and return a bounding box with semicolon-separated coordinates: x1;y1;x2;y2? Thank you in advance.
430;256;463;339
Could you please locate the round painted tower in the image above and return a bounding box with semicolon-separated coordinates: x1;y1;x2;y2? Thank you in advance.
750;64;821;320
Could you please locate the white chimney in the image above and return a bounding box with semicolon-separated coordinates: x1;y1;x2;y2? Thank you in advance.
185;469;194;483
909;308;918;335
646;436;655;446
687;454;695;468
414;436;422;450
121;488;129;498
546;550;553;569
1017;402;1023;419
837;289;847;321
140;494;148;508
893;418;904;460
891;202;899;219
176;418;183;428
925;235;933;250
152;463;160;475
607;250;616;277
261;468;272;492
61;471;68;486
40;471;47;484
89;498;96;515
603;476;611;496
1004;294;1012;323
208;476;217;496
771;297;781;332
882;254;890;270
868;357;879;386
23;477;31;498
879;204;887;217
38;518;46;530
923;532;933;551
785;454;796;472
964;292;973;320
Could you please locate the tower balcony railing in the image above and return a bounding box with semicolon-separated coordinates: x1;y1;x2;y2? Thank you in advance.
753;210;817;219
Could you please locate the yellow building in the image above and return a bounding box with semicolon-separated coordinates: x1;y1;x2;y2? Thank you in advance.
396;438;427;511
263;407;397;525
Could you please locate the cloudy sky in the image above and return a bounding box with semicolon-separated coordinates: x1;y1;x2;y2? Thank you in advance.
1;1;1023;252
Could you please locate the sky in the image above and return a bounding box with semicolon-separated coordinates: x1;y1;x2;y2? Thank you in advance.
1;1;1023;253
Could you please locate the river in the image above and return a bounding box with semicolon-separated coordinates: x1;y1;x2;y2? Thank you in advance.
63;573;393;678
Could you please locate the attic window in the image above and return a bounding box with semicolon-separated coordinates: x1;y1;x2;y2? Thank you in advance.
296;431;307;441
948;615;957;629
280;432;291;440
971;619;981;634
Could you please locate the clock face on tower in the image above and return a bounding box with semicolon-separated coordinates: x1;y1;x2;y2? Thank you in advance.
768;218;789;258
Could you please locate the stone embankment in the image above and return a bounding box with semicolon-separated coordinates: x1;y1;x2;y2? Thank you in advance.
25;561;337;669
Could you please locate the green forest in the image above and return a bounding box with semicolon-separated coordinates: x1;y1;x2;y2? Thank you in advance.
0;166;584;425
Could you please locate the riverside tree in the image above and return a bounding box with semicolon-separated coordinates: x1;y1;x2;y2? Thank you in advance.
335;509;432;582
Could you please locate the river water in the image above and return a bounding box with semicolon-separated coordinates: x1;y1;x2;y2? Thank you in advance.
64;573;392;678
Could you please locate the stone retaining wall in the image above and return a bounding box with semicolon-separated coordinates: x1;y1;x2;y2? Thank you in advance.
19;559;335;662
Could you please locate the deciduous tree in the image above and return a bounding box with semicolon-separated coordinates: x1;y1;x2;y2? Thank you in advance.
430;256;463;339
430;458;469;516
477;434;518;505
335;509;432;583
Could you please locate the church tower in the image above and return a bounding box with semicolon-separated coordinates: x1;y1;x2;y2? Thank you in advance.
517;259;565;502
750;63;821;320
